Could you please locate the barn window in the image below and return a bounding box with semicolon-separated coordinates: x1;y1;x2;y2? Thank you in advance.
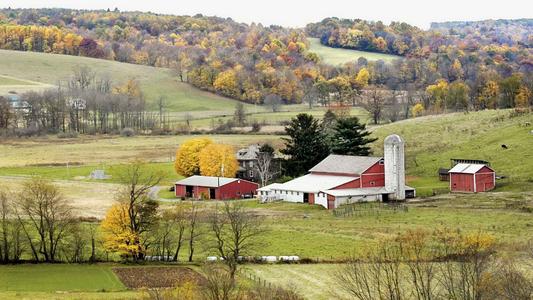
370;181;375;186
379;159;384;165
249;170;254;177
297;192;299;195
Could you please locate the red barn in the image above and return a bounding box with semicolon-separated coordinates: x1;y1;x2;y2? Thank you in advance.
449;163;495;193
175;175;258;200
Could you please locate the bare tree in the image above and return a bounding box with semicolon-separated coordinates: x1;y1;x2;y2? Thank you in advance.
398;230;437;300
15;178;76;262
254;151;277;187
209;202;264;280
0;189;12;263
336;240;405;300
117;160;164;260
171;207;188;261
202;264;236;300
362;86;386;125
264;94;281;112
187;201;202;262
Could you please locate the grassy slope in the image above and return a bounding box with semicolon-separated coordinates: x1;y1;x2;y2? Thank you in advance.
0;49;247;112
307;38;399;65
371;109;533;194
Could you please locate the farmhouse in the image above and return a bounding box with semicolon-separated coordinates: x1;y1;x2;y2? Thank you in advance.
175;175;258;200
258;134;415;209
449;163;495;193
235;144;283;182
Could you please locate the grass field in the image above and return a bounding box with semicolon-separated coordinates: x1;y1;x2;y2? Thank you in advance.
0;49;247;112
0;264;125;292
246;264;345;300
307;38;400;65
372;109;533;194
0;74;54;95
0;134;284;168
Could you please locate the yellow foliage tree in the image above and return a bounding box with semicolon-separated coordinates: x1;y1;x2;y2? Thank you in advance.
411;103;425;117
477;80;499;109
175;138;213;176
426;79;449;111
100;203;143;259
198;144;238;177
515;86;531;108
355;68;370;89
213;70;239;98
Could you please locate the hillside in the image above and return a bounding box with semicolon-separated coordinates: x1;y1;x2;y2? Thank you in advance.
307;38;399;65
0;49;248;113
371;109;533;195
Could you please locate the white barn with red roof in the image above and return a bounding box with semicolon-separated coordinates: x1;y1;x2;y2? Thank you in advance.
258;134;415;209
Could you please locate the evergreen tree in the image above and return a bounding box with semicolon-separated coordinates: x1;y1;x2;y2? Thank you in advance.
281;114;330;176
330;116;377;156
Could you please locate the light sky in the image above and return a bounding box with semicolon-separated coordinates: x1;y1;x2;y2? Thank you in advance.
3;0;532;29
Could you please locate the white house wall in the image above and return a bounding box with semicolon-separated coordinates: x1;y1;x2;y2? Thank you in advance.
272;190;304;203
335;194;381;208
315;193;328;209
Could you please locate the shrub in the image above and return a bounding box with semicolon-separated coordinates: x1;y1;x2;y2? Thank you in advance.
120;127;136;137
250;121;262;132
57;131;78;139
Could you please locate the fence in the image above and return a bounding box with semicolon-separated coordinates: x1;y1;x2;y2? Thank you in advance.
333;201;408;217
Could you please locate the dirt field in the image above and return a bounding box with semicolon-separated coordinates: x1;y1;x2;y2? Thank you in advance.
113;266;206;288
0;176;119;218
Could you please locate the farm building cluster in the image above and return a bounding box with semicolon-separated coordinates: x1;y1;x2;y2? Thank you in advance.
257;134;415;209
174;134;497;208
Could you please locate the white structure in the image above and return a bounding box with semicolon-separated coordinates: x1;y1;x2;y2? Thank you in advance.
384;134;405;201
257;134;414;209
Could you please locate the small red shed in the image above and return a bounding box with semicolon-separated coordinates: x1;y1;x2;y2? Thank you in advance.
448;163;495;193
175;175;258;200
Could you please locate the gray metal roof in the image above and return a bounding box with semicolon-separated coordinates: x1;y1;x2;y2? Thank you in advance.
176;175;238;188
448;163;492;174
236;144;260;160
309;155;383;175
271;174;359;193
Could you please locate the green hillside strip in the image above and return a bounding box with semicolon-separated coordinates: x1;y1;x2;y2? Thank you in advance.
307;38;400;65
371;109;533;193
0;50;248;112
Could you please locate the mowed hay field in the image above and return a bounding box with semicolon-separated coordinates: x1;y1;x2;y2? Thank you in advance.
0;49;247;112
0;264;141;299
371;109;533;194
307;38;400;65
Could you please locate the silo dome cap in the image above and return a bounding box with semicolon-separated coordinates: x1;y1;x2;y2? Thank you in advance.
384;134;404;144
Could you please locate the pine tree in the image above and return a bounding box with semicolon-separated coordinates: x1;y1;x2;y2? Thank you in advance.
281;114;330;176
330;116;377;156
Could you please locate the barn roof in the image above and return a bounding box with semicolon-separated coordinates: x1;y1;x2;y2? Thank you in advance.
176;175;238;188
271;174;359;193
448;163;493;174
257;183;283;192
309;155;382;175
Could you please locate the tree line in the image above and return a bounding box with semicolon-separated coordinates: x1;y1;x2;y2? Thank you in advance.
0;161;264;273
1;9;531;125
336;228;533;299
0;66;174;135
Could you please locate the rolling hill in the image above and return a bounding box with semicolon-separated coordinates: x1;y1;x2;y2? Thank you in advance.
371;109;533;195
307;38;400;65
0;49;250;113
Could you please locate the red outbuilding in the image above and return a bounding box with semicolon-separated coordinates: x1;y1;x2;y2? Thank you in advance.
175;175;258;200
448;163;495;193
